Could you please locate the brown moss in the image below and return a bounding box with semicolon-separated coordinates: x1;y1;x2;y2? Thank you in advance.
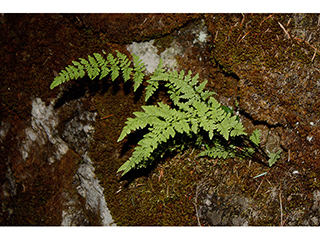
153;34;175;54
2;13;320;226
79;14;200;44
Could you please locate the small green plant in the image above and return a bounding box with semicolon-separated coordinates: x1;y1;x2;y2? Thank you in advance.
50;51;282;175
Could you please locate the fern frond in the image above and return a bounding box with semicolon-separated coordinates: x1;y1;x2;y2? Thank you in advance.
132;54;146;91
105;53;119;81
193;100;210;117
50;76;65;89
249;129;261;146
230;122;247;137
198;142;236;159
117;51;133;82
117;111;153;143
93;52;106;66
51;51;280;176
72;60;86;78
268;149;282;167
145;82;159;102
145;59;169;101
117;100;195;173
189;71;200;86
200;90;215;101
50;51;138;89
87;55;101;79
195;79;208;94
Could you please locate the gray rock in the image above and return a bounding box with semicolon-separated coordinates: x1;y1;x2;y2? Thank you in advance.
16;97;114;226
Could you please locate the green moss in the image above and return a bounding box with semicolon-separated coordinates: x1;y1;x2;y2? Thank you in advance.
84;14;320;226
88;78;198;225
208;14;316;79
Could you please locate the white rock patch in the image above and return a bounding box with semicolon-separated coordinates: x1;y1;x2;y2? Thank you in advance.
19;97;114;226
127;39;183;74
22;98;68;162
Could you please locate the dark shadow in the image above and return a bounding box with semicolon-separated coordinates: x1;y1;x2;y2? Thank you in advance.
53;76;93;109
211;58;240;81
53;75;145;109
119;128;150;157
117;123;276;185
118;138;181;184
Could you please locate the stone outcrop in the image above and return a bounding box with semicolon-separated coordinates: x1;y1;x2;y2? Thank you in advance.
0;96;114;225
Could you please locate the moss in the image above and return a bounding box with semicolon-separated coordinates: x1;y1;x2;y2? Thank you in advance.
2;13;320;226
207;14;316;76
79;14;200;44
153;34;175;54
84;14;320;226
86;77;195;225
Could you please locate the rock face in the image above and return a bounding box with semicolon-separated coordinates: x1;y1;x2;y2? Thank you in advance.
125;14;320;226
195;167;320;226
2;13;320;226
77;14;199;44
0;96;114;225
194;13;320;226
56;98;115;226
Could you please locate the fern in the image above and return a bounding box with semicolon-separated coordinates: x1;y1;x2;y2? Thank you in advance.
132;54;146;91
50;51;282;176
249;129;261;146
116;61;253;175
50;51;140;90
268;149;282;167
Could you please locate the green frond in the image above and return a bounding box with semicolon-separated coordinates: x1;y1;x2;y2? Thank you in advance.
163;125;176;139
189;72;200;86
190;118;199;134
99;66;111;80
144;60;170;101
198;116;211;132
249;129;261;146
216;115;232;141
50;76;64;89
116;160;132;175
93;53;105;66
193;100;210;117
132;54;146;91
117;113;150;143
195;80;208;93
117;51;133;82
50;51;142;90
200;90;215;101
268;150;282;167
79;57;89;67
87;55;100;79
145;81;159;102
230;122;247;137
72;61;86;78
51;50;281;176
198;142;235;159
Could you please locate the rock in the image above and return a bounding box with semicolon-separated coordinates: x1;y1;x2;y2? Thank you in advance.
199;188;252;226
0;96;114;225
77;14;199;44
3;13;320;226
